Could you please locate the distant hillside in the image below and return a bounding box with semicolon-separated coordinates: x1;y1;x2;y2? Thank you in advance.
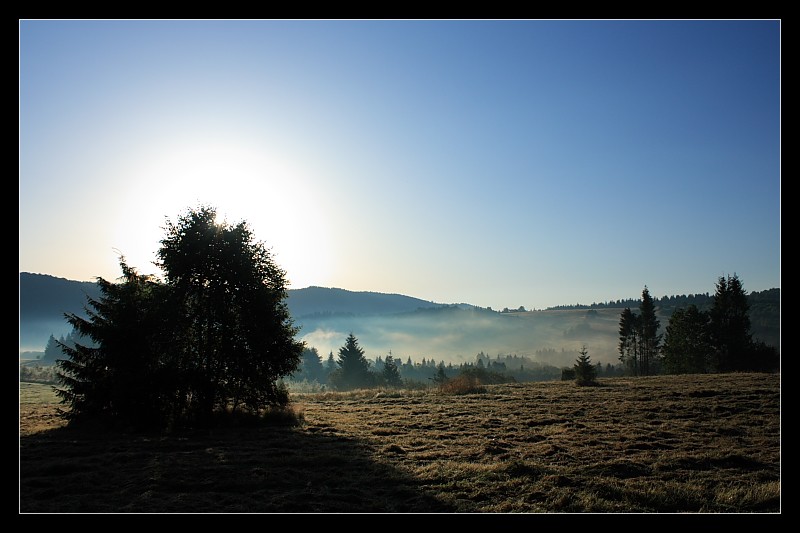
19;273;101;322
18;273;446;353
19;273;443;321
19;273;102;352
287;286;444;318
18;273;780;366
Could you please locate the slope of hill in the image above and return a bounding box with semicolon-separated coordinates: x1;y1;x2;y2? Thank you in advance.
286;286;444;318
19;273;102;353
19;273;101;322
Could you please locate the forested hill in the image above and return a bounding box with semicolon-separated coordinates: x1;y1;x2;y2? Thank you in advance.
18;273;444;323
286;286;448;318
19;273;102;322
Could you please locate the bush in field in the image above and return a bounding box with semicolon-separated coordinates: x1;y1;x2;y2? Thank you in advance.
20;364;58;384
561;368;576;381
438;373;486;395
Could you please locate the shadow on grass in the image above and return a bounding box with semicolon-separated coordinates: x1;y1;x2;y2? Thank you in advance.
20;421;456;513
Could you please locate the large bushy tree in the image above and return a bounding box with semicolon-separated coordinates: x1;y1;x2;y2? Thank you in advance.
56;206;303;429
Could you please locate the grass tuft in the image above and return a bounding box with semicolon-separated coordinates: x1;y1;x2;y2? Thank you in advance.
438;374;487;395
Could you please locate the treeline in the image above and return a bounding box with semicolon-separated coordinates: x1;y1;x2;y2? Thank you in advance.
289;341;625;391
618;275;779;376
548;287;780;351
548;293;712;311
547;288;778;313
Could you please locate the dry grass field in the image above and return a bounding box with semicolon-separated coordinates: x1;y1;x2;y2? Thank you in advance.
19;373;780;514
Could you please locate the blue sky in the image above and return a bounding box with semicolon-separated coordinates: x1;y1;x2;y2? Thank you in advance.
19;20;780;310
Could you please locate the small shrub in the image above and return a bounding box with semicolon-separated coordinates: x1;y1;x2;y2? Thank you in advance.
285;378;327;394
261;403;305;426
210;402;305;428
439;374;487;395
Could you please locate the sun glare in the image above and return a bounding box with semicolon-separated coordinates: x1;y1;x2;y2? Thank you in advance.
112;140;333;288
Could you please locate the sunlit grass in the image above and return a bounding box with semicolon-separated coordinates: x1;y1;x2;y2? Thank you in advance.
19;382;59;404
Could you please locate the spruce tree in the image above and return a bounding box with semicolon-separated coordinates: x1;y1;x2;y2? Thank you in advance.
662;305;712;374
639;286;662;375
618;307;639;375
709;274;753;372
432;361;449;386
382;354;403;388
618;287;662;376
56;261;171;428
573;346;597;386
331;333;373;390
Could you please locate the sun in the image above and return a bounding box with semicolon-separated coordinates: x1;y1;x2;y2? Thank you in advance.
111;139;333;288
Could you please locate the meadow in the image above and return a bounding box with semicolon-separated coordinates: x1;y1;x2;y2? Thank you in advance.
19;373;780;513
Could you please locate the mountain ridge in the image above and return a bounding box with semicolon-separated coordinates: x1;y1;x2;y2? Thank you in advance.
18;272;452;321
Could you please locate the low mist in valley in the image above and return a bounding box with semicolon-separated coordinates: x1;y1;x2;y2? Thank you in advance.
296;306;629;368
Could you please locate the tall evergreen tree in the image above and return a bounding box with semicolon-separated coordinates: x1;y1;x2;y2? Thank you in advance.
325;351;337;373
662;305;713;374
573;345;597;386
330;333;373;390
638;286;662;375
43;334;62;363
618;287;662;376
618;307;640;375
295;346;324;383
56;261;172;428
709;274;752;372
431;361;449;386
382;354;403;388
